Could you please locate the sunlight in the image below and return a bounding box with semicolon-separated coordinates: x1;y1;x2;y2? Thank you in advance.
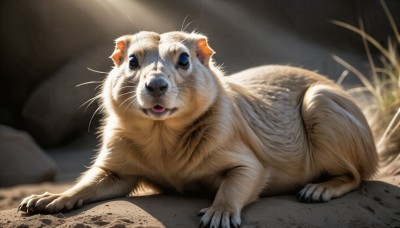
68;0;175;34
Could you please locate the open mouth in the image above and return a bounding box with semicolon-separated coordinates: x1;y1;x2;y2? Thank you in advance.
143;105;177;117
152;105;167;113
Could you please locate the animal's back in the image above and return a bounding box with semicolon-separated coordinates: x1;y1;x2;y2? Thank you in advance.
224;65;329;157
225;65;334;102
224;65;378;195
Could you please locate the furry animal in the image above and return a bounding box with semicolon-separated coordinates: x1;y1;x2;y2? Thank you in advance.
19;31;378;228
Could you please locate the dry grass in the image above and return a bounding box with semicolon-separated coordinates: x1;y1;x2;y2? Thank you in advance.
332;0;400;176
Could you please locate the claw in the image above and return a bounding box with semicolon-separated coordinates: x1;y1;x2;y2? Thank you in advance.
17;204;28;213
28;206;36;213
198;221;204;228
297;188;305;201
298;192;306;202
307;195;313;203
296;192;301;200
318;189;327;203
76;199;83;208
231;216;241;228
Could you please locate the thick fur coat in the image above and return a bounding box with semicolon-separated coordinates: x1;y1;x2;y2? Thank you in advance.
19;31;378;228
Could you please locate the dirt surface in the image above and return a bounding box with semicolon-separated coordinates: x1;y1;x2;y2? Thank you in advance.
0;177;399;228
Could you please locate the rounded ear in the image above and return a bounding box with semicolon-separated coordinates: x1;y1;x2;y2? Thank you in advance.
193;35;215;66
110;35;130;66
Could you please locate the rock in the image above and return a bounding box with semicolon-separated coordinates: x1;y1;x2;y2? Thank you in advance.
0;125;57;187
0;180;399;227
22;46;111;147
0;0;112;114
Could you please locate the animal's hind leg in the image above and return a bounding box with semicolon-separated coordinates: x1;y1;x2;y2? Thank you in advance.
297;175;359;203
298;84;378;203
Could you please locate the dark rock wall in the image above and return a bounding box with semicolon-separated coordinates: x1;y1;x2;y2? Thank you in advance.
0;0;399;147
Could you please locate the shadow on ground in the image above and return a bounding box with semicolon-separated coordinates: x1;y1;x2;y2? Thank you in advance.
1;180;399;227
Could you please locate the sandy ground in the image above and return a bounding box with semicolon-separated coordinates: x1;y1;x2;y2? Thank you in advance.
0;176;399;228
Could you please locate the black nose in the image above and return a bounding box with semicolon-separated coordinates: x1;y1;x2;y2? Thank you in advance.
145;77;169;97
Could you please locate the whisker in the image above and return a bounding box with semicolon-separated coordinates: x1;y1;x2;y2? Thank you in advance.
127;97;141;115
84;101;97;113
118;91;136;97
123;97;136;114
87;67;109;74
119;95;136;109
181;15;195;32
119;85;138;89
94;84;103;91
181;15;188;31
88;105;103;132
183;21;195;32
76;81;103;87
78;95;100;111
117;85;138;97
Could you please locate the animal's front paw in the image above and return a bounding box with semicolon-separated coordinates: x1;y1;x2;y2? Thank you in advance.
18;192;83;213
198;207;241;228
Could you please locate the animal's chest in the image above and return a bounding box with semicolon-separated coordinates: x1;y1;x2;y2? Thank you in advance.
130;145;188;192
126;123;221;195
142;162;219;196
147;162;186;191
133;147;219;195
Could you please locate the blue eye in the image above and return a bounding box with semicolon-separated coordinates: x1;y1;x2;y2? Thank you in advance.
177;53;190;70
129;55;139;69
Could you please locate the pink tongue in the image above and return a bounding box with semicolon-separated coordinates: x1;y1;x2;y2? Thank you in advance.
152;105;166;113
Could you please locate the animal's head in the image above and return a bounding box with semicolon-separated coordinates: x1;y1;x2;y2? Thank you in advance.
102;31;220;123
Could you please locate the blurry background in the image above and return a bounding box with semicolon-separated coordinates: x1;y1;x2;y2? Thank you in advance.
0;0;399;186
